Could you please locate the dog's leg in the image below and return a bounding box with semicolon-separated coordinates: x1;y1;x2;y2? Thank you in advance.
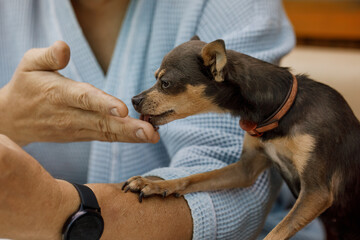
122;134;271;201
264;186;333;240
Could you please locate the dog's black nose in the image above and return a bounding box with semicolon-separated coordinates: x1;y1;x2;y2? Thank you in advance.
132;95;144;107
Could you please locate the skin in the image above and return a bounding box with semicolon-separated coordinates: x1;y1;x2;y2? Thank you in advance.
0;134;192;240
0;41;159;146
71;0;130;73
0;0;193;239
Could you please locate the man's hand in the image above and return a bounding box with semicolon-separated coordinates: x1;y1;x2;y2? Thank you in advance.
0;135;192;240
0;41;159;145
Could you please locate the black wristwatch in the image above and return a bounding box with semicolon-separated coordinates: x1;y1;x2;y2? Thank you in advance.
62;183;104;240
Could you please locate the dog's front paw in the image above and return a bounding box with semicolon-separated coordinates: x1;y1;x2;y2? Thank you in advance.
121;176;182;203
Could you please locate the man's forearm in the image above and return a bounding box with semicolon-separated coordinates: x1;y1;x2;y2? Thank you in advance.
0;137;80;239
0;138;192;239
88;183;193;240
10;180;194;240
25;181;193;240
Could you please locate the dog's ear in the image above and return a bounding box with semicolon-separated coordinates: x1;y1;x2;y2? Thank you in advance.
191;35;200;41
201;39;227;82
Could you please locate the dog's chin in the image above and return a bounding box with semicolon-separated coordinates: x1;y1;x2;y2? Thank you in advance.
140;110;175;126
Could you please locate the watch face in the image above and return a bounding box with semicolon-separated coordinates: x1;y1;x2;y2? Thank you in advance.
64;211;104;240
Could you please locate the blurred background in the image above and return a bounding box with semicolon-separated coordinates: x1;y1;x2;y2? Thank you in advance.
281;0;360;119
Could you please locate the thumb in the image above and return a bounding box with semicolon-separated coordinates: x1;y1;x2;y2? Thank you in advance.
19;41;70;72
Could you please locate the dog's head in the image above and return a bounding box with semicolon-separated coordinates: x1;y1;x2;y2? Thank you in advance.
132;36;231;126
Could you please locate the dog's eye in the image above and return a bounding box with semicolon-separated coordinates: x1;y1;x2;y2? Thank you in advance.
161;80;170;89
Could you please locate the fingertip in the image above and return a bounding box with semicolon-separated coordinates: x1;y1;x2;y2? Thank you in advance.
122;117;159;143
118;102;129;117
140;124;160;143
51;41;70;69
110;104;128;118
150;132;160;143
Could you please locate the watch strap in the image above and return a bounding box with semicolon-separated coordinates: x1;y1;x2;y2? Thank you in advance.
72;183;101;211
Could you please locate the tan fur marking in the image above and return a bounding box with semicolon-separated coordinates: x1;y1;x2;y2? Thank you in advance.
157;69;166;79
201;41;225;66
330;170;342;200
266;134;315;175
173;85;223;115
265;189;332;240
143;84;225;124
243;132;262;150
201;40;227;82
154;68;160;78
201;48;214;67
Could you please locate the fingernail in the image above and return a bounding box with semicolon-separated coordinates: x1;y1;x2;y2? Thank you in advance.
111;108;120;117
136;128;148;142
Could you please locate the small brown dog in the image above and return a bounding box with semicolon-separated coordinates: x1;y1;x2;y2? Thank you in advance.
122;36;360;240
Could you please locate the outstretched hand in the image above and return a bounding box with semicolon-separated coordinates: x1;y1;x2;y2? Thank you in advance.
0;41;159;145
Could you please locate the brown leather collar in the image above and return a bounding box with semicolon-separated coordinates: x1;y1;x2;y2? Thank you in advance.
240;75;298;137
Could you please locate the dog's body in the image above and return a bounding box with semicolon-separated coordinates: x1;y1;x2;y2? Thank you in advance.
124;37;360;240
